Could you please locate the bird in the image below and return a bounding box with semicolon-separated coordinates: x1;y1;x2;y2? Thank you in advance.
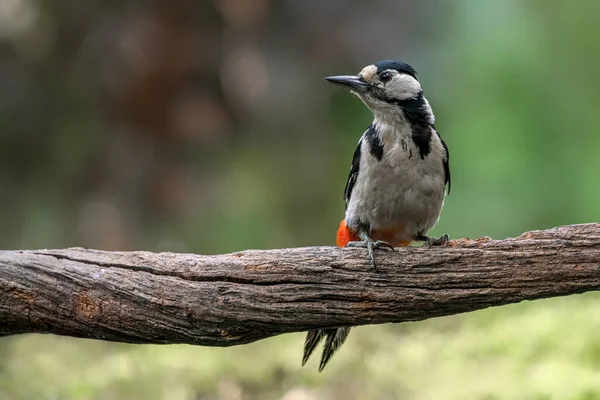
302;60;451;372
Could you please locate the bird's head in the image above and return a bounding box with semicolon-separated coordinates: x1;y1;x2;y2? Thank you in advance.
325;60;427;121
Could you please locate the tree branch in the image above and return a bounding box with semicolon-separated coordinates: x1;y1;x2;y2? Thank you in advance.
1;223;599;346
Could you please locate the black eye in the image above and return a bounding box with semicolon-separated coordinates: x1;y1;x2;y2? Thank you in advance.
380;71;392;82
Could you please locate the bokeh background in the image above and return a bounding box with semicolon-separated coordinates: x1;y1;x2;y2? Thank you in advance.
1;0;600;399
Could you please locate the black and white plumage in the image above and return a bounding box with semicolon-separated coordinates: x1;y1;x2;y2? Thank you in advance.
302;60;451;372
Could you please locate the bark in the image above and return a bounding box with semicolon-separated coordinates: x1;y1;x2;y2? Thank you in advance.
1;223;599;346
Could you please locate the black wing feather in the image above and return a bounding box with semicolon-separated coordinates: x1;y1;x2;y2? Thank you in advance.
343;138;362;209
435;130;451;194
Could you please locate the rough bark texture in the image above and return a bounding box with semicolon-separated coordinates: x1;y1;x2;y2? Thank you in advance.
1;223;599;346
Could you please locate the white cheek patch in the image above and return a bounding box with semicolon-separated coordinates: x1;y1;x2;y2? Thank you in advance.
387;74;422;100
359;65;377;83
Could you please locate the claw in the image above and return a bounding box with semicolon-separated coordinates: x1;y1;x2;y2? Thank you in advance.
366;239;375;269
346;238;394;269
374;240;395;251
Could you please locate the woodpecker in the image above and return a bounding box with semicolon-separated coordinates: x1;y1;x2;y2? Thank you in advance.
302;60;451;372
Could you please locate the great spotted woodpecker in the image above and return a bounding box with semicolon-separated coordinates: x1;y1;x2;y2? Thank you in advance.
302;60;451;372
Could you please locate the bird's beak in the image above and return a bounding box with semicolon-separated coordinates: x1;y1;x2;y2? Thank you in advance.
324;75;369;93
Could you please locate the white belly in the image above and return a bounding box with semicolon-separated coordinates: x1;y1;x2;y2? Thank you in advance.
345;133;446;241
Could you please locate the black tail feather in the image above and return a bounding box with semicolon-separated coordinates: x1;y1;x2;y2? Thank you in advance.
302;330;326;366
319;328;351;372
302;328;351;371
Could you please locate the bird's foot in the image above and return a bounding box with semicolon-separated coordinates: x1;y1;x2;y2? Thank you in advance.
420;234;449;248
346;239;394;269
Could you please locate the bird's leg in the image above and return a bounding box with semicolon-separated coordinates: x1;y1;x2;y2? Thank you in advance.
417;233;449;248
346;231;394;269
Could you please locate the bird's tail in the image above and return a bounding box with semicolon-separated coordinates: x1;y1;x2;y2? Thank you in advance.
302;327;351;372
302;220;354;371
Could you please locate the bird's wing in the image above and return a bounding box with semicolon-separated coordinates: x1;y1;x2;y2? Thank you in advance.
434;129;451;194
343;137;362;209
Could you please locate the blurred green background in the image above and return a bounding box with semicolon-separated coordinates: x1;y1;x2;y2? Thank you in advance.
1;0;599;399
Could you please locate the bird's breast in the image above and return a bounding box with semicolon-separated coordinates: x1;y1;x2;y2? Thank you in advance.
346;131;446;238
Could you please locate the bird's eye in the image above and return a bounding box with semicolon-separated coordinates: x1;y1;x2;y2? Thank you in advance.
380;71;392;83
